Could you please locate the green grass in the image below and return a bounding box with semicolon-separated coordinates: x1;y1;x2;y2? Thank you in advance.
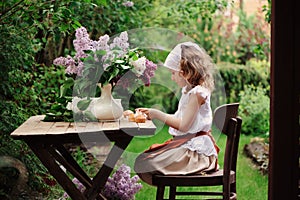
48;124;268;200
124;125;268;200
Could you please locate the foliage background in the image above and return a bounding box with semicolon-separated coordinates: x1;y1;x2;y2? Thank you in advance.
0;0;270;198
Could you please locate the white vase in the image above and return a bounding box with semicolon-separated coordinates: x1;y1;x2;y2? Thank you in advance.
92;83;124;121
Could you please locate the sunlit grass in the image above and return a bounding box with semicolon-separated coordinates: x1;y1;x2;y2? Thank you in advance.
48;124;268;200
126;125;268;200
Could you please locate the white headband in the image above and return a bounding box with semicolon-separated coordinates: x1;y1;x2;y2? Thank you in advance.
164;41;203;71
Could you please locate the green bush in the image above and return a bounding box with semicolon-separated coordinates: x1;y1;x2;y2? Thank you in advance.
246;58;270;83
0;63;68;196
217;62;268;103
32;64;66;112
0;102;52;198
238;84;270;136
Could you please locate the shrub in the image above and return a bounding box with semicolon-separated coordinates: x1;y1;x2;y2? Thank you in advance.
246;58;270;83
217;62;268;103
238;84;270;136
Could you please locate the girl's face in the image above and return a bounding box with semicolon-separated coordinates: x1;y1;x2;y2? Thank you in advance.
170;69;186;88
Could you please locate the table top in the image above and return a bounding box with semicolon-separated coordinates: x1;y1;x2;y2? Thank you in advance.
11;115;156;141
11;115;157;199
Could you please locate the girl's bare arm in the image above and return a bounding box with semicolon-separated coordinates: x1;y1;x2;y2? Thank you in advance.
137;93;205;132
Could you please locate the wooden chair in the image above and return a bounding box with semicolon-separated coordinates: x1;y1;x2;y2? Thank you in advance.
152;103;242;200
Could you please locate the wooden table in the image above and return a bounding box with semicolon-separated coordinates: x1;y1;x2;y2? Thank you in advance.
11;115;156;200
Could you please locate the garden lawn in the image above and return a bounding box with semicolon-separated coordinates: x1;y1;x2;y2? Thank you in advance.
48;124;268;199
124;124;268;200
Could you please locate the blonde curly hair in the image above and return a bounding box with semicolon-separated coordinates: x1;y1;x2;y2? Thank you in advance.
180;44;215;92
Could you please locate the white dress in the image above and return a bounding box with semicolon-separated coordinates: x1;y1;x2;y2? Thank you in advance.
170;85;218;157
134;85;219;185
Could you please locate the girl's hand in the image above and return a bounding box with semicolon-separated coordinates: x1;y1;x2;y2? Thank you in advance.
136;108;169;122
136;108;151;119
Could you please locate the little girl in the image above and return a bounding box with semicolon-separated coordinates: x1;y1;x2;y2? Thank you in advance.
134;42;219;185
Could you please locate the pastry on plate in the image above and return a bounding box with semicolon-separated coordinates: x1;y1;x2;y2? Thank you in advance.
128;113;136;122
123;110;134;118
135;114;146;123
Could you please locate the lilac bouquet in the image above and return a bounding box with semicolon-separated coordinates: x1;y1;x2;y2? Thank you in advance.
53;27;157;91
103;164;143;200
61;164;142;200
45;27;157;122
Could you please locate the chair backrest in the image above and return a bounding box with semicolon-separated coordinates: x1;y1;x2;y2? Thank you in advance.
213;103;239;134
213;103;242;174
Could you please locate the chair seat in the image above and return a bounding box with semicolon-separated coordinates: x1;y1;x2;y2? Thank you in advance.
153;169;236;187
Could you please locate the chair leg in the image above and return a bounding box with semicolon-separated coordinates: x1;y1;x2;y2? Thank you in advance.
223;183;230;200
169;186;176;200
156;185;165;200
231;182;236;194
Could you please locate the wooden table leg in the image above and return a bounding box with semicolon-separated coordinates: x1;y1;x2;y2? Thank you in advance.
51;144;93;188
26;142;87;200
85;134;133;200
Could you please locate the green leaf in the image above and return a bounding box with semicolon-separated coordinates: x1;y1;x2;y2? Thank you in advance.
95;0;107;6
51;104;63;111
83;110;97;121
56;97;67;104
84;55;96;62
96;50;107;56
107;68;120;82
60;78;74;97
121;65;131;69
77;99;91;111
115;59;124;64
132;54;138;61
64;77;74;87
73;20;82;28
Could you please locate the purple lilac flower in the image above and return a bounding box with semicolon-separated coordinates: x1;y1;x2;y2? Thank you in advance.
103;164;142;200
122;1;134;7
53;27;93;76
73;27;92;59
96;34;110;51
141;59;157;86
118;31;130;50
99;31;129;69
53;55;78;75
53;27;157;87
110;31;129;54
